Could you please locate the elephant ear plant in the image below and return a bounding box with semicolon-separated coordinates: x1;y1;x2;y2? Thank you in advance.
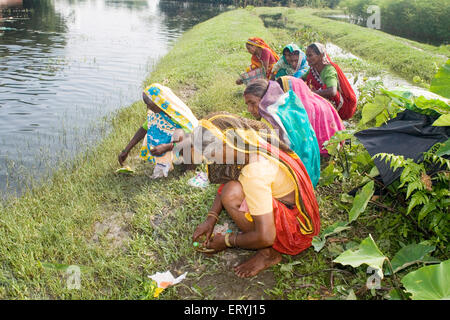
333;236;449;300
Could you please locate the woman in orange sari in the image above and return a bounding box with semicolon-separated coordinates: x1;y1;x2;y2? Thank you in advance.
236;37;280;85
189;112;320;278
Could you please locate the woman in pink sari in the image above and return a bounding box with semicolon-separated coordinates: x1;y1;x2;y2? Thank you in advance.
276;76;345;155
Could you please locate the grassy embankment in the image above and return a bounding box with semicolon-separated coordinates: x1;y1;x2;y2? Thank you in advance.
255;7;448;85
0;7;445;300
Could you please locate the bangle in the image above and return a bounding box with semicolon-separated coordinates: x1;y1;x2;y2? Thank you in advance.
232;232;238;247
224;232;233;248
122;149;128;153
208;211;219;221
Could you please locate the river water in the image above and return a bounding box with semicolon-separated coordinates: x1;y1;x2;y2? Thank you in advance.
0;0;227;198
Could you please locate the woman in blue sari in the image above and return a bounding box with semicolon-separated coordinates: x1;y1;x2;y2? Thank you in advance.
270;43;309;80
243;79;320;187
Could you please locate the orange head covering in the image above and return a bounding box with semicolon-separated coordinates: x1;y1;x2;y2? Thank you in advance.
246;37;280;76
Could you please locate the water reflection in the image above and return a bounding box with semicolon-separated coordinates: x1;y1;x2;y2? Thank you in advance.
0;0;227;198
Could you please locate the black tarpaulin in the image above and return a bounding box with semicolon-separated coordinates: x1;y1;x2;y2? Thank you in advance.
355;110;450;186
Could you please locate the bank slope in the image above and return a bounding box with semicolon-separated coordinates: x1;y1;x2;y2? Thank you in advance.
0;9;278;300
255;7;447;84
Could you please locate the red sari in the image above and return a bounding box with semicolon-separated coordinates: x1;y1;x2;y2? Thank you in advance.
306;57;357;120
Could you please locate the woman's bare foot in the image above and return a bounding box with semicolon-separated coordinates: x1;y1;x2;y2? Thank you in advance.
234;248;282;278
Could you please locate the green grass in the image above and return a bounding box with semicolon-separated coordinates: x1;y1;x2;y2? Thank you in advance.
0;7;442;300
255;7;448;84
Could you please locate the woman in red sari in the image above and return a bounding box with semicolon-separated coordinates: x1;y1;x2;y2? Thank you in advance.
190;112;320;278
303;42;357;120
236;37;280;85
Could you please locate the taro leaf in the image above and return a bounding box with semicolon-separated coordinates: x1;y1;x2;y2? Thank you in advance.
361;103;382;125
333;234;387;279
401;259;450;300
311;221;350;252
348;181;374;223
414;96;450;115
388;243;436;274
432;114;450;127
430;59;450;99
436;138;450;156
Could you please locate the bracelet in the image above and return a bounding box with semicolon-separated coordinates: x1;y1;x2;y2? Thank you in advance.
232;232;238;247
122;149;128;153
224;232;233;248
207;213;219;222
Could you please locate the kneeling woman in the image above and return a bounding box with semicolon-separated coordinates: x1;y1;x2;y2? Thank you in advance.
118;83;198;178
303;43;357;120
191;113;320;278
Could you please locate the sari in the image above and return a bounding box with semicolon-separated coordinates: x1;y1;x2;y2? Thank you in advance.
246;37;280;78
272;43;309;80
200;113;320;255
305;43;357;120
140;83;198;171
258;81;321;187
279;76;345;155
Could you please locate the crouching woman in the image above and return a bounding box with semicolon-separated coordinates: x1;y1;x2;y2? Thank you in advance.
188;112;320;278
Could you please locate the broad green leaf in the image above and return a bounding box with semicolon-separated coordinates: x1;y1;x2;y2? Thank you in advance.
430;59;450;99
414;96;450;115
333;234;387;279
311;237;326;253
389;244;436;274
436;138;450;156
348;181;374;223
361;102;383;125
312;221;350;252
401;259;450;300
432;114;450;127
375;110;389;126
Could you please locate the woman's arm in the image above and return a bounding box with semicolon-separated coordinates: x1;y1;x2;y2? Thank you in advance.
206;211;276;251
118;127;146;166
314;86;337;98
150;128;185;156
193;191;224;246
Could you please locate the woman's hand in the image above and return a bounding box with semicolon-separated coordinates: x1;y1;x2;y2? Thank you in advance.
118;150;128;166
193;219;215;246
205;233;227;253
150;144;171;156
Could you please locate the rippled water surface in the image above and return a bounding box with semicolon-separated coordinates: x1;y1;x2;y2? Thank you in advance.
0;0;226;197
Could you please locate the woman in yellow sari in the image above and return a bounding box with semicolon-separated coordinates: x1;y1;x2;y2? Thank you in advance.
118;83;198;178
189;112;320;278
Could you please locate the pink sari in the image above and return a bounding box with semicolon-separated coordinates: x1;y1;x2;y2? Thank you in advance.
279;76;345;155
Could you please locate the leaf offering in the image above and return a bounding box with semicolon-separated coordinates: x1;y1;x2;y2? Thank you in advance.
115;166;134;174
